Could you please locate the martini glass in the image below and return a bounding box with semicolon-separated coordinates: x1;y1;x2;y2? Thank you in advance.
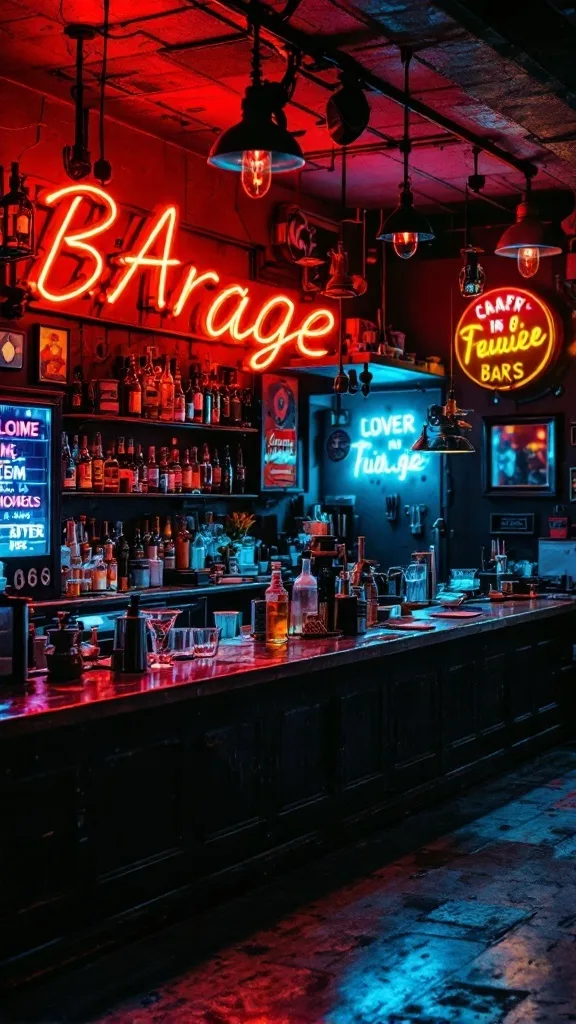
144;609;182;669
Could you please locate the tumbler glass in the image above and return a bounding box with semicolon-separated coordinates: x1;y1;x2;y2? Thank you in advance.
192;627;220;658
213;611;240;639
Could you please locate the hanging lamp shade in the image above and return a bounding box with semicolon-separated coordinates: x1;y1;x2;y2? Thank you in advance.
377;186;435;243
411;423;475;454
323;240;356;298
495;197;562;259
208;80;304;173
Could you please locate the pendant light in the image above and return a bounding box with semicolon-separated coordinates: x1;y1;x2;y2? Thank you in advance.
495;174;562;278
0;163;34;263
411;292;474;454
324;148;356;299
377;49;434;258
62;24;95;180
208;18;304;198
459;185;485;297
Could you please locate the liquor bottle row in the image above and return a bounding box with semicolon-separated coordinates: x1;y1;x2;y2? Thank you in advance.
69;352;254;427
61;513;231;595
61;432;247;495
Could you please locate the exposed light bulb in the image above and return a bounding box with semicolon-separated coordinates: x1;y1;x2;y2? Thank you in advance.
392;231;418;259
517;246;540;278
241;150;272;199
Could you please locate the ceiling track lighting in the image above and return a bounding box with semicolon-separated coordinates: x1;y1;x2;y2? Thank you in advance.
495;173;562;278
459;182;485;298
207;14;304;199
377;48;434;259
0;162;35;264
411;292;475;454
63;23;95;181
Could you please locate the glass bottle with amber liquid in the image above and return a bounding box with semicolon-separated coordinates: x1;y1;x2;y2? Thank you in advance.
265;561;289;646
135;443;147;494
159;355;175;421
147;445;159;493
182;448;192;492
91;432;105;493
104;443;119;493
192;375;203;423
77;435;93;492
212;448;222;493
173;363;185;423
200;443;212;493
190;446;201;492
141;346;160;420
169;444;182;494
124;354;142;416
175;516;191;570
158;447;170;494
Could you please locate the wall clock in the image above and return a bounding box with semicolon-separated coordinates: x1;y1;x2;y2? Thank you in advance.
326;429;351;462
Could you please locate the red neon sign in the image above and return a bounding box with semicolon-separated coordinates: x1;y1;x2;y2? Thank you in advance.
31;185;335;371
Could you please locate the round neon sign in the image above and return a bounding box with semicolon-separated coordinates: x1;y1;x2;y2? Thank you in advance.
455;287;561;390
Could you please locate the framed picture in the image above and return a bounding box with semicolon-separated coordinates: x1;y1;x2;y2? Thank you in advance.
570;468;576;503
0;329;24;370
482;416;557;497
261;373;299;491
36;325;70;384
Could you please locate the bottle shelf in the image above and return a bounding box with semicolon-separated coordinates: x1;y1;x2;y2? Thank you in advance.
62;413;258;434
62;491;259;500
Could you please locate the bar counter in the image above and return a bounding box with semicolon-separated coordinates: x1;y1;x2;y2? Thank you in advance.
1;599;575;985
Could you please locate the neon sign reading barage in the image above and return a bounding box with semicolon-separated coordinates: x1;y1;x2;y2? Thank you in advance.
351;414;428;482
31;185;336;371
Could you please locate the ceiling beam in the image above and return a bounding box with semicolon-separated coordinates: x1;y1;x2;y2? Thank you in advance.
202;0;538;181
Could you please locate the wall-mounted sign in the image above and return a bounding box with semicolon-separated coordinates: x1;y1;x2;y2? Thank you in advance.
261;374;299;490
28;185;336;372
0;402;52;559
455;287;561;390
490;513;535;535
350;413;428;482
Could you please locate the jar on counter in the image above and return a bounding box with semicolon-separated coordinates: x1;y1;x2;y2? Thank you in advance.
66;578;81;598
91;561;107;592
149;558;163;587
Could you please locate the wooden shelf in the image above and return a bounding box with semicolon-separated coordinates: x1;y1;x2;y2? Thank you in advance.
62;412;258;434
62;491;259;500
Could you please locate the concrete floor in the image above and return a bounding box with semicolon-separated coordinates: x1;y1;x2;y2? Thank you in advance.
8;747;576;1023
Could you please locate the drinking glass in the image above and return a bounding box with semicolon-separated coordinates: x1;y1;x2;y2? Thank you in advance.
169;627;196;659
192;627;220;658
145;609;182;668
213;610;240;639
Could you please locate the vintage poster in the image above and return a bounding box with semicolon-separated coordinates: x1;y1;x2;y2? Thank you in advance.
261;374;298;490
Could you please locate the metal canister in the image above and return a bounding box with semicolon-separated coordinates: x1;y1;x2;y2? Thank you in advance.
251;599;266;640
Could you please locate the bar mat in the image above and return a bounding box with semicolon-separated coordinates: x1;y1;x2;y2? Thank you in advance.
384;619;436;631
430;609;484;619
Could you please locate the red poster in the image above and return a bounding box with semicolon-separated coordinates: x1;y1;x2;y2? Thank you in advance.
262;374;298;490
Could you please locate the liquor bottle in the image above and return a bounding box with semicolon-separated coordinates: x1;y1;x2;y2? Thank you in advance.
184;378;195;422
106;551;118;592
169;444;182;494
159;447;169;494
70;369;83;411
222;445;233;494
147;445;159;493
117;437;129;493
132;526;145;560
91;432;105;493
124;354;142;416
163;517;176;570
350;535;379;627
202;372;212;425
71;434;80;466
141;346;160;419
152;516;163;560
62;433;76;490
126;438;137;493
175;516;191;570
182;448;192;492
159;355;175;421
211;372;221;425
235;444;246;494
135;443;148;494
104;444;120;493
87;517;100;551
212;448;222;493
243;387;253;428
190;446;201;492
192;374;203;423
265;562;289;645
102;521;114;561
77;434;93;491
231;382;243;425
220;371;231;425
173;364;185;423
290;554;318;634
200;443;212;493
1;163;34;257
115;521;130;593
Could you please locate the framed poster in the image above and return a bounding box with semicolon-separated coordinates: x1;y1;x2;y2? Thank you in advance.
0;330;24;370
37;324;70;384
261;373;299;491
482;416;557;497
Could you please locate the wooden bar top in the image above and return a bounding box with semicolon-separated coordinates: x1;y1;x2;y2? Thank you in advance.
1;598;574;738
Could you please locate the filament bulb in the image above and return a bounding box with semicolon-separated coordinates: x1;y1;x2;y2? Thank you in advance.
241;150;272;199
517;246;539;279
392;231;418;259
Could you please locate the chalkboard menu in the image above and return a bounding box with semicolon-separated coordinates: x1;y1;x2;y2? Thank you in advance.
0;389;62;599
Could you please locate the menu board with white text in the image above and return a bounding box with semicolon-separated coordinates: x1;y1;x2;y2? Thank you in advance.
0;402;52;559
